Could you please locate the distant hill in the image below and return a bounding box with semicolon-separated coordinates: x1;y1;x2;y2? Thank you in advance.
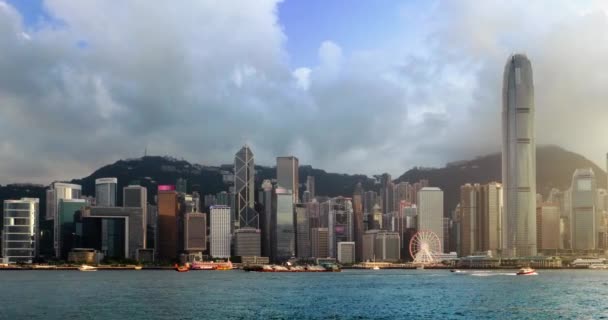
0;145;604;222
396;145;607;214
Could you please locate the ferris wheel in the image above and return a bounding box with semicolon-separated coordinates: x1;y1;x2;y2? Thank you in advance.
409;230;442;265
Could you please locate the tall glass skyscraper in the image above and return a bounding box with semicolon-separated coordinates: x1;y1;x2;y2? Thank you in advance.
95;177;117;207
502;54;537;257
2;198;39;264
276;156;299;203
234;145;256;228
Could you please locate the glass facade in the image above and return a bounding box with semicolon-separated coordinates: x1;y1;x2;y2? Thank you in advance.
275;189;294;262
2;198;38;264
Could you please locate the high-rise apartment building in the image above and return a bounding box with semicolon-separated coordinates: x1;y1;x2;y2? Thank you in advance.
418;187;444;253
277;156;299;203
2;198;39;264
210;206;231;258
235;145;256;228
95;178;117;207
502;53;537;257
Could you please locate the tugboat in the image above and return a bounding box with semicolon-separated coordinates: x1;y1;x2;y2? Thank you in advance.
174;264;190;273
516;267;538;276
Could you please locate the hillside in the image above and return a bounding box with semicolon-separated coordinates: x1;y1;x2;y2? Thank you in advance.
397;145;606;214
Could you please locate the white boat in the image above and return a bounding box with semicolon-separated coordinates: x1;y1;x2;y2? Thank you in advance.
516;267;537;276
372;266;380;270
589;264;608;269
78;265;98;272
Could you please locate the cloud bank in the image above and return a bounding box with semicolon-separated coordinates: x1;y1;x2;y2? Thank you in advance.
0;0;607;184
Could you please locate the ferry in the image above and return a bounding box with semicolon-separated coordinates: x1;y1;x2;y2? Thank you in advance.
190;260;233;271
588;264;608;270
516;267;538;276
450;269;465;274
78;265;98;272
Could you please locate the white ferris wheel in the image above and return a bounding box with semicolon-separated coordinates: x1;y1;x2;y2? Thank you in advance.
409;230;442;265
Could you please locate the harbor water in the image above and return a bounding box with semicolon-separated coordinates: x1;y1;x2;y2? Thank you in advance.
1;269;607;319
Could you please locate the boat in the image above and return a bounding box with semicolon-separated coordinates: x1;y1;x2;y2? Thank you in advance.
78;265;98;272
589;264;608;269
174;264;189;272
417;265;425;270
372;266;380;270
190;260;233;271
516;267;537;276
450;269;465;273
134;266;143;270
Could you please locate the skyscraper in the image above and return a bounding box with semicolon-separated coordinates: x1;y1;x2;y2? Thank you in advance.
2;198;39;264
259;180;274;259
324;197;354;258
277;156;299;203
295;203;311;259
418;187;444;252
306;176;316;199
95;178;117;207
235;146;256;228
157;188;179;261
210;205;231;258
353;183;364;262
275;187;295;261
502;54;537;257
571;168;597;250
379;173;394;215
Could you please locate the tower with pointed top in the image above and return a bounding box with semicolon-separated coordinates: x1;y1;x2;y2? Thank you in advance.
234;145;257;229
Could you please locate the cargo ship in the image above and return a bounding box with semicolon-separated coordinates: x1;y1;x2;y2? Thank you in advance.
190;260;233;271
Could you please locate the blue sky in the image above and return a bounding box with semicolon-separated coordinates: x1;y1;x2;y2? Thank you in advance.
1;0;608;183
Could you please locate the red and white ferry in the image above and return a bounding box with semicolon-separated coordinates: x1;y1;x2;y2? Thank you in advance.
190;260;233;271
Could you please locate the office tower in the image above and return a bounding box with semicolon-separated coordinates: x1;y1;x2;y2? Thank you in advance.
176;178;187;194
306;176;316;199
459;183;479;257
363;191;378;215
353;183;364;262
2;198;38;264
362;230;378;262
216;191;231;206
536;203;561;251
204;194;217;208
311;227;329;258
418;187;444;253
379;173;394;215
146;204;158;251
46;182;82;220
484;182;503;254
235;145;256;228
458;183;503;257
77;206;145;260
337;242;355;264
47;182;82;257
375;231;401;262
295;203;311;259
324;197;353;258
57;199;86;259
234;228;261;257
210;206;231;258
369;204;383;230
184;212;206;253
302;191;312;204
502;53;537;257
275;187;295;261
157;188;179;261
95;178;117;207
277;156;299;203
571;168;597;250
597;189;608;249
123;185;148;248
259;180;274;259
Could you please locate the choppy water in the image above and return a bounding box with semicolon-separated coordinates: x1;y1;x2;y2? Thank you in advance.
1;269;608;319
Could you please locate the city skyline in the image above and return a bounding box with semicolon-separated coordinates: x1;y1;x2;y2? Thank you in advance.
2;1;608;184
